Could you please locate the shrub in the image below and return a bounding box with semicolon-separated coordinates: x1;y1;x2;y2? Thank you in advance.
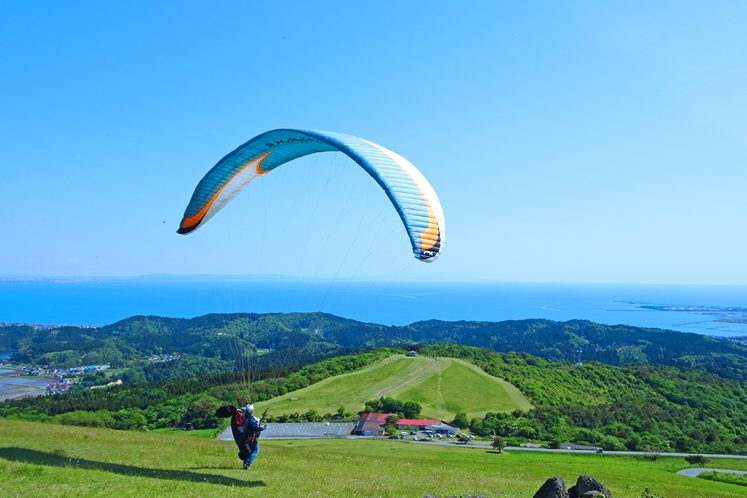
55;410;114;428
684;454;709;467
112;409;147;431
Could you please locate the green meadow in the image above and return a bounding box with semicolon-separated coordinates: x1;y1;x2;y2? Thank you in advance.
254;354;531;420
387;357;533;419
2;420;747;497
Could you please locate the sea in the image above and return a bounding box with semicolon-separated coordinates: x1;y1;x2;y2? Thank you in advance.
0;278;746;337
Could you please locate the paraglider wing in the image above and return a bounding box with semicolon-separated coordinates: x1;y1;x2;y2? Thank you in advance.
177;129;445;262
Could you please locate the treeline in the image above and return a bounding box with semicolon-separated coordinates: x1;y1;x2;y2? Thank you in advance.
4;312;747;382
124;345;365;384
364;397;422;419
422;344;747;455
0;349;395;431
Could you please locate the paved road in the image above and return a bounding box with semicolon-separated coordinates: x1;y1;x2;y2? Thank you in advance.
216;424;747;461
677;468;747;477
404;440;747;459
503;446;747;459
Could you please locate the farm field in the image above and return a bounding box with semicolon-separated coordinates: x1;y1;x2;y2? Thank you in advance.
254;354;531;420
2;420;747;497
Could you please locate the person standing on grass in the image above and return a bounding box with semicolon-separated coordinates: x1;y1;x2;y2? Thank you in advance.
240;403;266;470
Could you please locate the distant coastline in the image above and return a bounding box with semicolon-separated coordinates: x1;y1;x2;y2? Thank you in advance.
0;279;745;336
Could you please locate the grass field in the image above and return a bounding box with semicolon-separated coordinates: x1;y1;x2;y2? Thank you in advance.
387;357;533;419
255;355;531;419
2;420;747;497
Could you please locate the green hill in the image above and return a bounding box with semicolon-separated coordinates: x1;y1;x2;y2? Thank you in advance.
3;347;747;455
6;311;747;383
2;419;747;498
255;354;531;420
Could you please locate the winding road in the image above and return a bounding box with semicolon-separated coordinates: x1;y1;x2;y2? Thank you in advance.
677;468;747;477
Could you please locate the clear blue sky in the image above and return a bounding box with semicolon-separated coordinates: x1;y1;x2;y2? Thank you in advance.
1;1;745;284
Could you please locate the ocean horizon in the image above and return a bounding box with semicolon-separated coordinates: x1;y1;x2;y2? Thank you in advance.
1;277;746;337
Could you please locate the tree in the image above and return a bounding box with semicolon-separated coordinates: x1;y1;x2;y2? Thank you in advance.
364;399;383;413
684;454;709;467
185;396;220;429
402;401;422;419
453;412;469;429
491;436;506;453
384;415;400;429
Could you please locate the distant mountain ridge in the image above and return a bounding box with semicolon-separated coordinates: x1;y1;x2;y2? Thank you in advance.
3;312;747;380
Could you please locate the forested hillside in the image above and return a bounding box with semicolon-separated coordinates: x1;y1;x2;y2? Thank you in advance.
2;347;746;455
0;349;396;429
421;345;747;455
3;312;747;380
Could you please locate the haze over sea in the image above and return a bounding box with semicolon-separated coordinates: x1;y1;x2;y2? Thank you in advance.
1;277;745;337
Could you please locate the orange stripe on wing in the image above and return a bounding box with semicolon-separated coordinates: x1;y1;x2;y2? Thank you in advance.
357;138;440;254
419;196;440;252
256;156;271;175
180;152;271;230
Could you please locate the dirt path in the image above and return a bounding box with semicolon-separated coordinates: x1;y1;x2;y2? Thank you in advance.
375;357;436;400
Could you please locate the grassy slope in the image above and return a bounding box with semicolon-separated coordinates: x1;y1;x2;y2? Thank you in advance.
254;355;531;419
2;420;747;498
388;357;533;419
254;354;429;415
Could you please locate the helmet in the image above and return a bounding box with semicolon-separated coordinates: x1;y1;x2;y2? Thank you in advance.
245;404;255;414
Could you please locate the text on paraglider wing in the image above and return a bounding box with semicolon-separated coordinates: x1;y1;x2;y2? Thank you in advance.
265;137;322;147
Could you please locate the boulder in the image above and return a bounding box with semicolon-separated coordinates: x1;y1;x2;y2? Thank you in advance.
533;476;569;498
567;475;613;498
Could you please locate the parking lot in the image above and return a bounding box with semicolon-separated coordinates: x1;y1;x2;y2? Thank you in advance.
217;422;355;441
216;423;475;442
398;430;472;441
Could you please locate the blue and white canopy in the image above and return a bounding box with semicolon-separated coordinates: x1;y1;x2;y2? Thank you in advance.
178;129;445;262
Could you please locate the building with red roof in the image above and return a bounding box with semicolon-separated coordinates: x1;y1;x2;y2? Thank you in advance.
397;419;458;434
352;413;397;436
353;413;458;436
396;419;438;429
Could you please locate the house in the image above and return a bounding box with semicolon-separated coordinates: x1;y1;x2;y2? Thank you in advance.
352;413;397;436
406;351;419;357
